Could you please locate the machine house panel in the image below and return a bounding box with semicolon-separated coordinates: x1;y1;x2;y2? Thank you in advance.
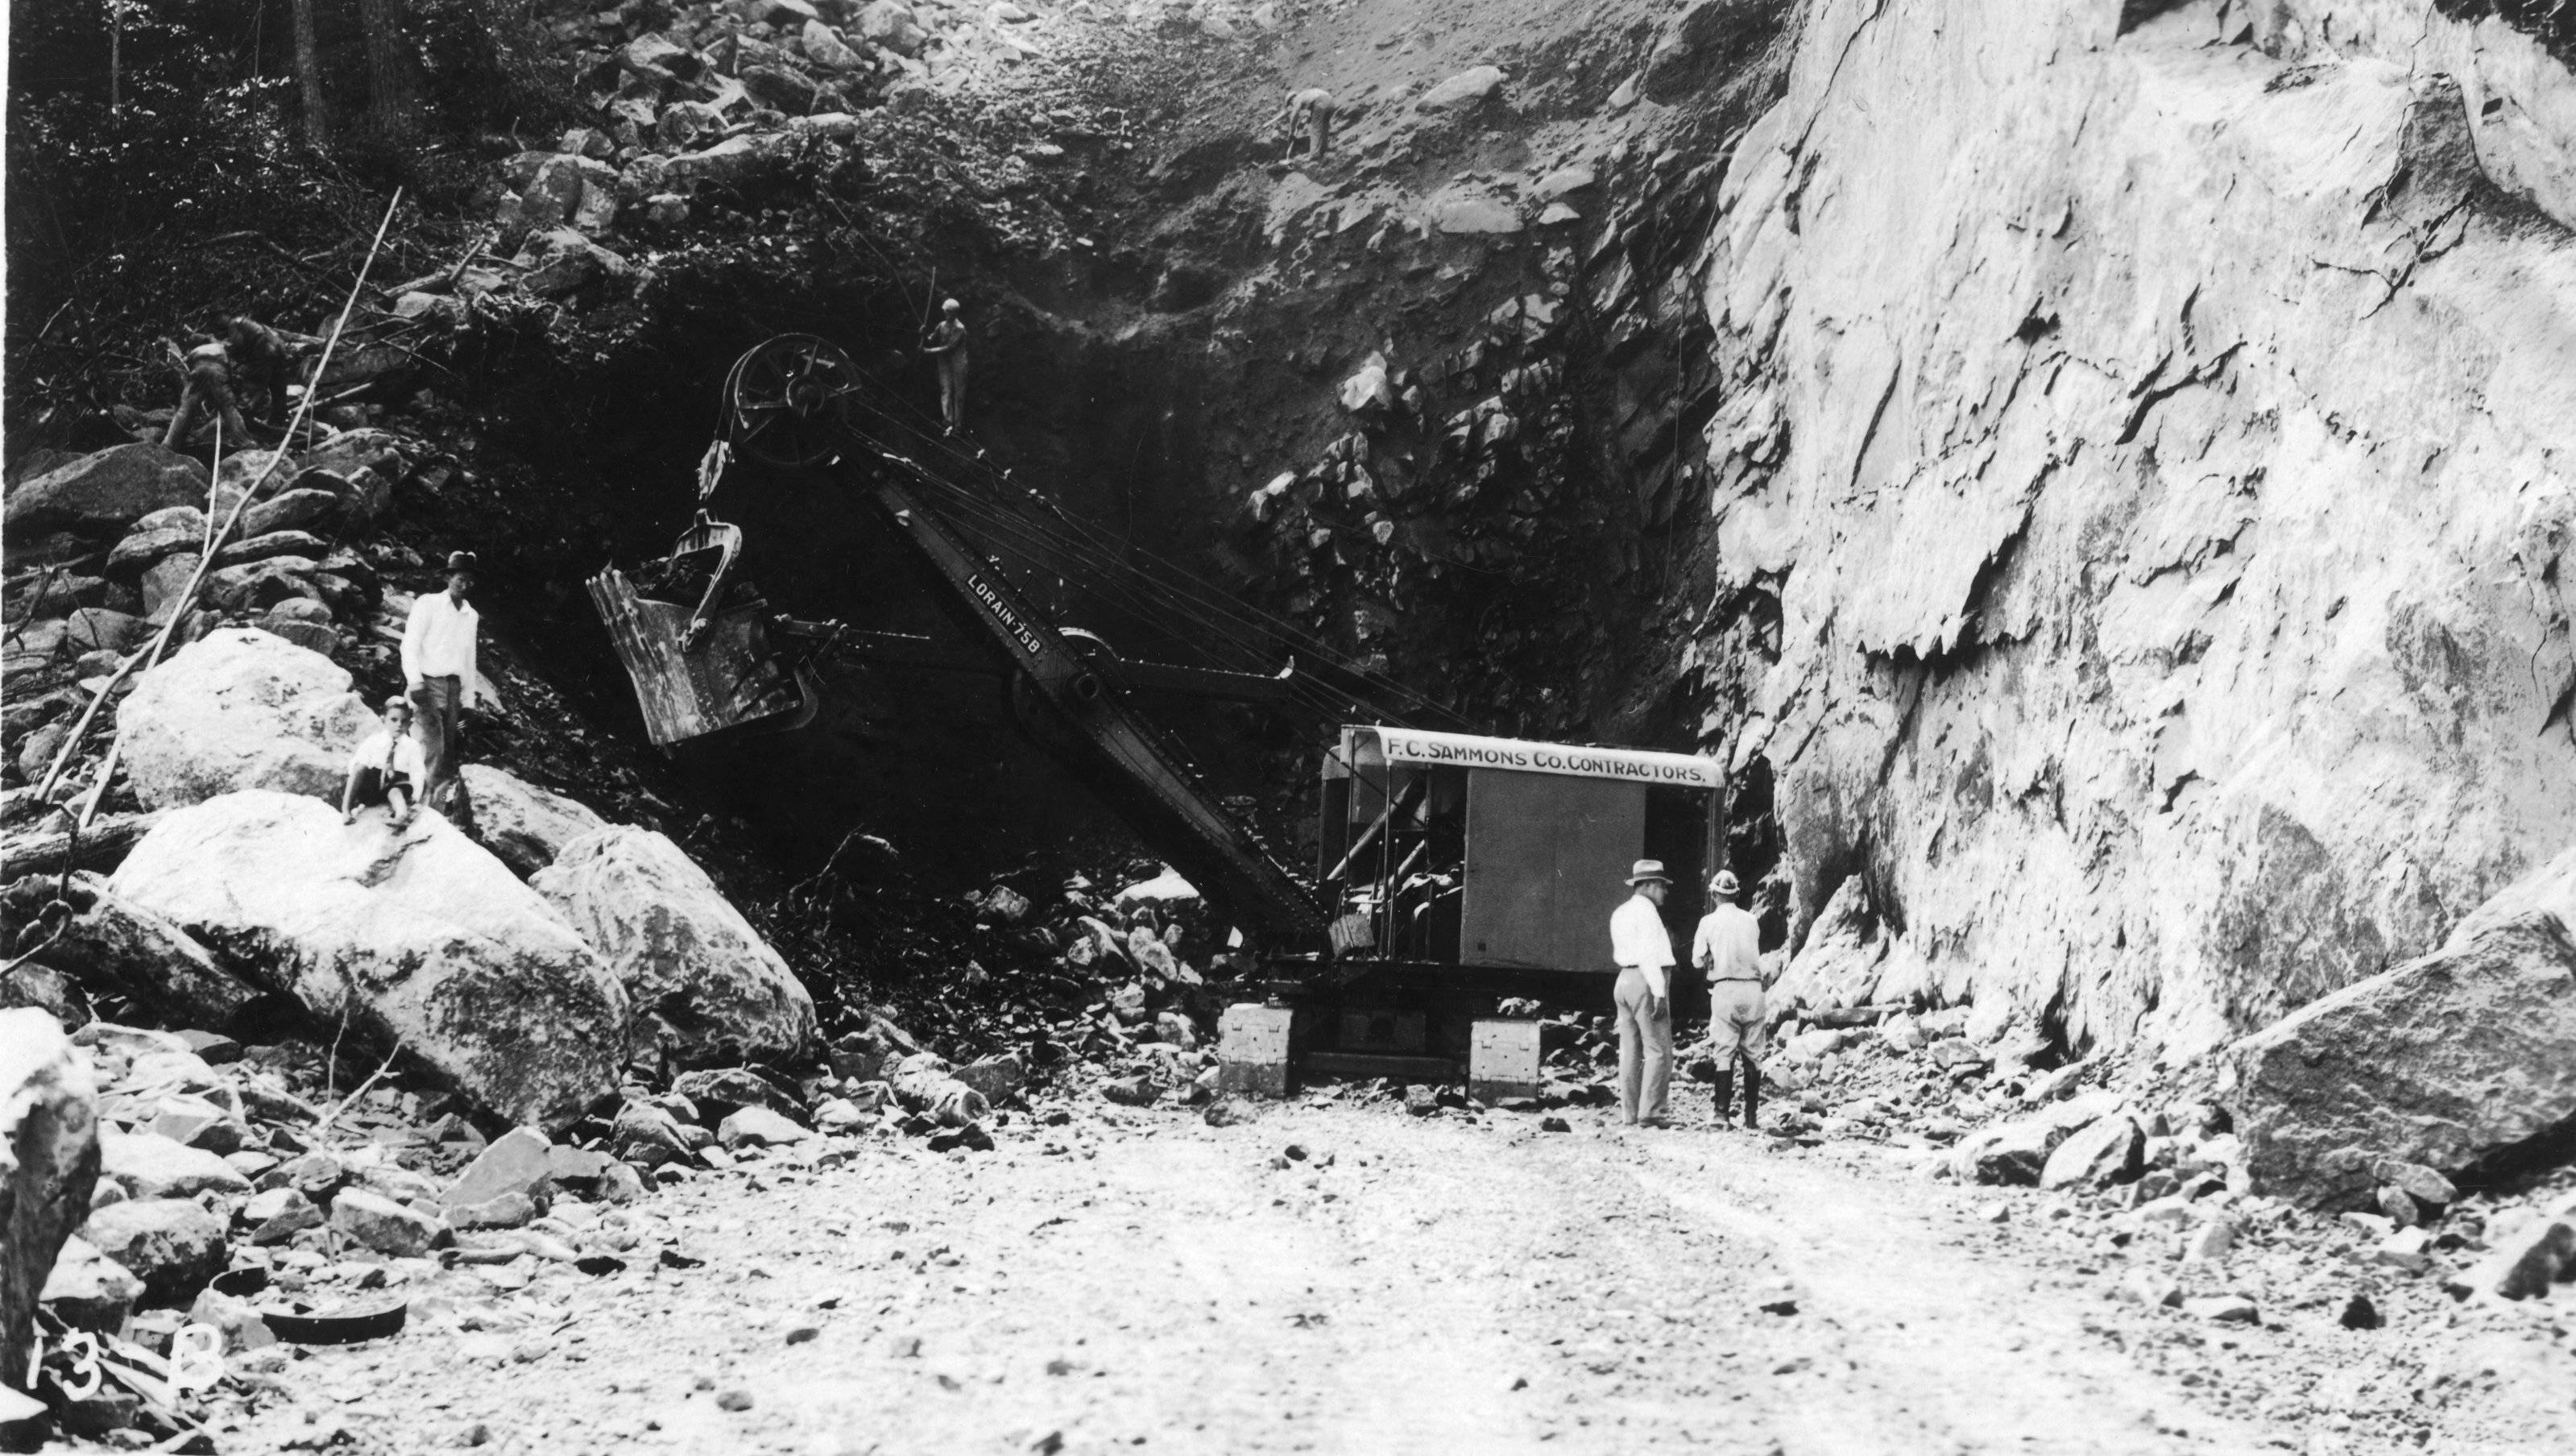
1459;769;1646;973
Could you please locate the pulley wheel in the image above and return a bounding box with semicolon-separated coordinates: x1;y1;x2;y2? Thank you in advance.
725;334;862;468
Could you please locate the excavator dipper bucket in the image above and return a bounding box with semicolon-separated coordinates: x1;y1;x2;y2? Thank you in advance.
586;565;812;748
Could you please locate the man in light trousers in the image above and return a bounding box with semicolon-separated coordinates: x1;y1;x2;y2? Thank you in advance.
924;298;969;434
401;550;482;829
1609;859;1678;1126
1693;869;1767;1130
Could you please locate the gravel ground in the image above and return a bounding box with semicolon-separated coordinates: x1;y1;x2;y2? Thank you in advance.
197;1089;2572;1456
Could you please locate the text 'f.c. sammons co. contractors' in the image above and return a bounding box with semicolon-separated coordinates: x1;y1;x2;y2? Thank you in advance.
1374;728;1721;789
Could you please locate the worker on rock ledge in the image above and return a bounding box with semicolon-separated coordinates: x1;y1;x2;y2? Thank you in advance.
1609;858;1678;1128
402;550;482;832
1694;869;1767;1131
923;297;970;435
1279;86;1335;163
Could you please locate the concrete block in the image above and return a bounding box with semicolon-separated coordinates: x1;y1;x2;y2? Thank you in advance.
1217;1003;1294;1098
1468;1019;1543;1102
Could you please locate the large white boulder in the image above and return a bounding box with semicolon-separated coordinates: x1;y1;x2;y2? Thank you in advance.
855;0;928;56
2223;848;2576;1208
663;135;774;188
1337;355;1395;413
24;873;265;1032
461;765;608;878
801;18;863;69
1428;187;1522;234
118;628;374;811
0;1010;101;1384
1113;865;1201;912
1415;64;1506;114
3;444;207;537
108;791;630;1130
533;827;818;1064
1949;1091;2125;1186
80;1198;225;1305
97;1128;248;1201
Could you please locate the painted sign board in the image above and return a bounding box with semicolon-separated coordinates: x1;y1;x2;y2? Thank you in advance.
1374;728;1720;790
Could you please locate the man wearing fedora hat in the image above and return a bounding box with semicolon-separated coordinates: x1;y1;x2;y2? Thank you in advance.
401;550;482;828
1692;869;1767;1129
1608;859;1679;1126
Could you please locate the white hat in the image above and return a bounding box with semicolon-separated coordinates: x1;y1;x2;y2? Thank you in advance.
1626;859;1670;886
1710;869;1741;897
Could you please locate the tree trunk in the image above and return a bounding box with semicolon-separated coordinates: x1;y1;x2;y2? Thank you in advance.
355;0;420;142
290;0;331;150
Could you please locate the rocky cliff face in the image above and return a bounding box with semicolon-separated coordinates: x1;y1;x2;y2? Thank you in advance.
1697;0;2576;1060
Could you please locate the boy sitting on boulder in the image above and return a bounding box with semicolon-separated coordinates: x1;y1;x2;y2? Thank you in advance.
342;694;428;828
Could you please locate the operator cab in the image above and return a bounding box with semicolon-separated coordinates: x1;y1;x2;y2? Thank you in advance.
1319;725;1721;978
1274;726;1723;1086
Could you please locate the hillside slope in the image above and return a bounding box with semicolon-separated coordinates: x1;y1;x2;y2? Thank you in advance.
8;0;2571;1069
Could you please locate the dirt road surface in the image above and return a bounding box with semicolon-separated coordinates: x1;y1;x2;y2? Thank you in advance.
229;1097;2558;1456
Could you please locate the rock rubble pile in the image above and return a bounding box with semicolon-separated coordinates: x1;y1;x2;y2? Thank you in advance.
868;861;1243;1115
1;1011;847;1446
391;0;1288;323
1211;37;1751;739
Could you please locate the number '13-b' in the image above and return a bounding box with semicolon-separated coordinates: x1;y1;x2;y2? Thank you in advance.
27;1325;224;1397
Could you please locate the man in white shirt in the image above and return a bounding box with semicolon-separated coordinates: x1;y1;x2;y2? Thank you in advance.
342;694;429;828
1608;859;1678;1126
1692;869;1768;1130
401;551;481;826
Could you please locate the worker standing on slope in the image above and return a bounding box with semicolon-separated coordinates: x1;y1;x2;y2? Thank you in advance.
923;297;969;435
224;314;325;426
1692;869;1767;1130
1281;86;1335;162
1609;859;1677;1127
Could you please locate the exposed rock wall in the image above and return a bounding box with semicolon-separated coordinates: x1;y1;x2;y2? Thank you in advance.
1698;0;2576;1058
2248;2;2576;227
